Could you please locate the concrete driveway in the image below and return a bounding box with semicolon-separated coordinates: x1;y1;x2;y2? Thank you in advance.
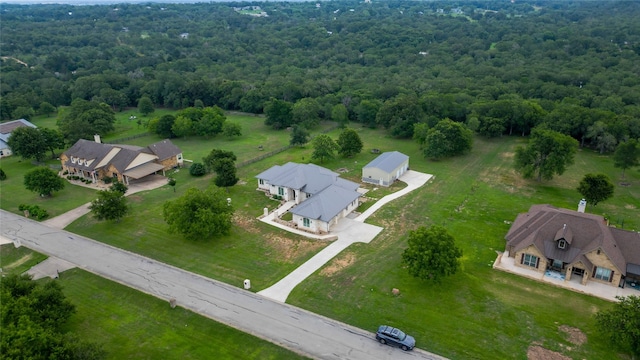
258;170;433;302
1;210;447;360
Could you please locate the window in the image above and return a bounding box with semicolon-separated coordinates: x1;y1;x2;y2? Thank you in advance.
558;240;566;249
522;254;538;268
303;218;310;227
259;179;264;185
278;187;284;196
594;267;612;281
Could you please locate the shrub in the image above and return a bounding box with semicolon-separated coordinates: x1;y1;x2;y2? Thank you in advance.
18;204;50;220
62;170;69;175
0;168;6;181
189;162;206;177
102;177;113;184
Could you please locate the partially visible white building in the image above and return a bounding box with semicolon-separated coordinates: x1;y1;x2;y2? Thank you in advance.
362;151;409;187
0;119;37;158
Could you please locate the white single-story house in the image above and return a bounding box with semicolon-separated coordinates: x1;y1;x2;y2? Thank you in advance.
0;119;37;158
362;151;409;186
256;162;361;233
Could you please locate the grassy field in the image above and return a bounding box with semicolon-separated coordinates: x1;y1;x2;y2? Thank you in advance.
3;117;639;359
0;246;308;360
286;133;639;360
0;155;98;218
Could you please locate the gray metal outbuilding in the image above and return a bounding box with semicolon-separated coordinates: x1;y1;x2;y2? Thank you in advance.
362;151;409;187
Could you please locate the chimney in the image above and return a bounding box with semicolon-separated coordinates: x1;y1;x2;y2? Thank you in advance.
94;134;101;144
577;199;586;213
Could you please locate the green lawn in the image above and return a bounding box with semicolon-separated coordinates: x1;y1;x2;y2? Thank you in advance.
286;134;639;360
60;269;309;360
0;247;308;360
5;122;639;359
0;156;98;218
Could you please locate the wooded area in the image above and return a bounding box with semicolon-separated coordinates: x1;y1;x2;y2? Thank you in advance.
1;0;638;152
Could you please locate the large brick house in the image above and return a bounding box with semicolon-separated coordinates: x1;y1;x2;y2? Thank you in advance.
505;204;640;289
60;136;183;185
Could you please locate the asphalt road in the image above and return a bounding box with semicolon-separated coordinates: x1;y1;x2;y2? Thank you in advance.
1;210;448;360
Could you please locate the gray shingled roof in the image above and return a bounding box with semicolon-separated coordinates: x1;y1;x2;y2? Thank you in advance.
290;184;361;222
63;138;181;175
0;119;37;147
506;205;633;275
145;139;182;161
363;151;409;173
257;162;361;222
256;162;339;195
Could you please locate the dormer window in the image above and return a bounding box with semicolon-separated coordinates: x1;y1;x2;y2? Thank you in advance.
558;239;566;249
71;156;76;163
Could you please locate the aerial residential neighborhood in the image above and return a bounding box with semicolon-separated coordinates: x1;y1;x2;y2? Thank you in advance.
1;1;640;360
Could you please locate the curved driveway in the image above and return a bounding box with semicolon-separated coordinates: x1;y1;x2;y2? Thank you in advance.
1;210;447;360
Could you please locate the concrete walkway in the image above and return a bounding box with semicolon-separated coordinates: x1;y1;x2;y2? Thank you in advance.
44;175;168;229
0;210;447;360
258;171;433;302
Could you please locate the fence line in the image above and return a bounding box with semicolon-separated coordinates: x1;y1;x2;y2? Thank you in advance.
104;132;151;144
235;124;340;169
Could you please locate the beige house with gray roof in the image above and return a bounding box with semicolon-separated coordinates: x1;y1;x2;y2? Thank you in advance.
505;204;640;289
60;137;183;185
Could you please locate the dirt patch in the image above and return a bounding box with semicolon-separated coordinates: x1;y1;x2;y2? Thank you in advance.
527;345;571;360
501;152;515;158
320;253;356;276
558;325;587;346
263;233;324;263
625;204;637;210
127;195;143;203
233;214;260;234
4;254;33;270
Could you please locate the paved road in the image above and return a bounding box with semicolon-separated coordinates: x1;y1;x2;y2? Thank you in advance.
1;210;447;360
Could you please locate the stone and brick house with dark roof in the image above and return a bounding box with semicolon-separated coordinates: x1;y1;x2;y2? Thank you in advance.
505;204;640;289
60;136;183;185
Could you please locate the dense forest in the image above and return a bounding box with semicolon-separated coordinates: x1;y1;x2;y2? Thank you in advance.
1;1;639;150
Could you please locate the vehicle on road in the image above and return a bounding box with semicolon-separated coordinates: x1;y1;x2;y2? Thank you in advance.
375;325;416;351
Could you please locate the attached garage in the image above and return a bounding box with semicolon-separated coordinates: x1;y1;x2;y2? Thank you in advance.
362;151;409;187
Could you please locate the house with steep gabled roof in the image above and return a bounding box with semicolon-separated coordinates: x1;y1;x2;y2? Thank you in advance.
0;119;37;157
362;151;409;187
505;204;640;289
60;136;183;185
255;162;361;233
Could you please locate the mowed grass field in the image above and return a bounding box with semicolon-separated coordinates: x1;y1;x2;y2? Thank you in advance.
3;114;639;359
0;247;309;360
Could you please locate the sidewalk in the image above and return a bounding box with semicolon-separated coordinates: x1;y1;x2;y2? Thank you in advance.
258;171;433;302
44;175;168;229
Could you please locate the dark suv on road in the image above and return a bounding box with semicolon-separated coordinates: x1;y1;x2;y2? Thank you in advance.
376;325;416;351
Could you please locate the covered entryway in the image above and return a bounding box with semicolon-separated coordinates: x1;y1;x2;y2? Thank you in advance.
122;162;165;185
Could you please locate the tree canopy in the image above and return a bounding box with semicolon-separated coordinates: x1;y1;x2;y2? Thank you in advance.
423;119;473;159
337;128;363;158
514;128;579;182
402;225;463;282
56;99;115;144
613;139;640;179
311;134;338;163
0;274;106;360
90;187;129;222
163;187;234;241
24;167;65;197
595;296;640;358
577;173;615;206
7;126;48;162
